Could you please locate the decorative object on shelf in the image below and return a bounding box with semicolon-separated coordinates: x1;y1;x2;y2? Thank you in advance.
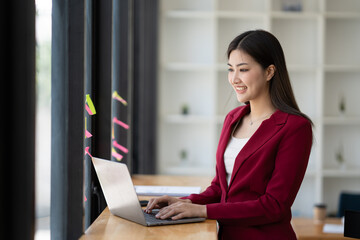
335;143;346;170
339;94;346;116
282;0;302;12
181;103;189;115
179;149;189;165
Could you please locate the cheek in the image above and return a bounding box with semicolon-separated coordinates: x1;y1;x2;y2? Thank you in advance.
228;73;233;84
245;72;265;88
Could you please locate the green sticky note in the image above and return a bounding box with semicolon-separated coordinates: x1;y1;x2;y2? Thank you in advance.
86;94;96;115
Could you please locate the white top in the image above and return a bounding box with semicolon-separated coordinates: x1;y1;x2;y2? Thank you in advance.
224;136;249;185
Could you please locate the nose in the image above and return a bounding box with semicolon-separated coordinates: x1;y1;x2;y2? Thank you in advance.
231;70;241;84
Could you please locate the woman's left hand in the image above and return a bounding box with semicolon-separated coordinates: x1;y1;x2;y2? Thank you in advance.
154;201;207;220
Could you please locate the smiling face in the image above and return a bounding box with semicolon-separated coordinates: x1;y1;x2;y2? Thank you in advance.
227;49;274;104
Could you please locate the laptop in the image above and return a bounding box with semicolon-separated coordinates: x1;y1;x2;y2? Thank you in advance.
91;157;206;226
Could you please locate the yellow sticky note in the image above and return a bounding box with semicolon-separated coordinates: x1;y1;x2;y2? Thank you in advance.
86;94;96;115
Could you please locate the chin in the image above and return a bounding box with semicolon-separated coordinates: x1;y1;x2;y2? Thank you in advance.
236;96;248;103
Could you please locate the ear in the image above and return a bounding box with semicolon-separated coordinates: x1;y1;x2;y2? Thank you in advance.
265;64;276;81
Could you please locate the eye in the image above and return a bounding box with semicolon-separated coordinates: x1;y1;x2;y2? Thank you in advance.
240;68;249;72
227;68;234;72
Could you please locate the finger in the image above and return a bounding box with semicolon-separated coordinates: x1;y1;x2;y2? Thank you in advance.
145;198;159;212
172;212;186;220
156;206;170;216
157;208;177;220
146;196;169;213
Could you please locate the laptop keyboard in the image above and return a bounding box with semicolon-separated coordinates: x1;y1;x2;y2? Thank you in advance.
144;211;174;224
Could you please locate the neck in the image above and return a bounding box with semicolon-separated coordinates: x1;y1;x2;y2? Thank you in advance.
248;98;276;120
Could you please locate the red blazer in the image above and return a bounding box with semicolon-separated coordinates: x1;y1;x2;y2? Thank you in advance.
183;105;312;240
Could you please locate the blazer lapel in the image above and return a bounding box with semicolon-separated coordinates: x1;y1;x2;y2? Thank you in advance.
217;105;251;190
228;110;288;189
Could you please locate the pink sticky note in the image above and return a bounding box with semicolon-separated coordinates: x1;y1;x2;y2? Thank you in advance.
113;117;129;129
113;140;129;154
84;195;87;202
112;148;123;161
112;91;128;106
85;104;94;115
85;146;93;158
86;94;96;114
85;130;92;138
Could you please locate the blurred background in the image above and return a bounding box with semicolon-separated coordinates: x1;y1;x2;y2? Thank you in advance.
156;0;360;218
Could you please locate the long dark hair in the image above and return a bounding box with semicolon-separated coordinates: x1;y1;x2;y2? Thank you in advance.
227;29;313;125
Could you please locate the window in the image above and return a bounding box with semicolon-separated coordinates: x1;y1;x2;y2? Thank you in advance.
35;0;52;239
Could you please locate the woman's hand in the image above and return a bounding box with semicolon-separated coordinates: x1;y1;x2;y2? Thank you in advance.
154;201;207;220
145;195;207;220
145;195;190;213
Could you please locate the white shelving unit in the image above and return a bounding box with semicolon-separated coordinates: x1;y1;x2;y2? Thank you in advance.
157;0;360;217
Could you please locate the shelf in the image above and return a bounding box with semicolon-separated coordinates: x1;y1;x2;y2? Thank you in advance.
323;116;360;125
159;0;360;217
163;115;214;124
271;11;319;19
217;0;267;12
216;11;265;19
287;64;318;72
161;0;216;12
271;18;319;66
164;62;215;71
324;65;360;72
325;18;360;66
271;0;320;13
165;10;214;19
323;169;360;178
325;0;360;15
325;12;360;19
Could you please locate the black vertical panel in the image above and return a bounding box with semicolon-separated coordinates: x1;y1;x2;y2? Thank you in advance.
112;0;132;167
0;1;36;239
88;0;113;224
84;0;94;229
51;0;85;239
93;0;113;159
132;0;158;174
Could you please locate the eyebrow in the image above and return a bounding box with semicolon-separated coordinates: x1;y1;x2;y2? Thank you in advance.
227;63;249;67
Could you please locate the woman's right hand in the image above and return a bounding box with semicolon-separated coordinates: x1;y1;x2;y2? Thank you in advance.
144;195;191;214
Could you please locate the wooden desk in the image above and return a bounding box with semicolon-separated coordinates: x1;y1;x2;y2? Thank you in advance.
80;175;217;240
81;175;349;239
292;218;349;240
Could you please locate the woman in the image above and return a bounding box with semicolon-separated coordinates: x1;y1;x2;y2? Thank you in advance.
146;30;313;239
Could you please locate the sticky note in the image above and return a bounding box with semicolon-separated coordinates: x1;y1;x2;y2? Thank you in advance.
85;146;93;158
112;91;128;106
113;140;129;154
85;130;92;138
85;104;93;115
112;123;115;139
86;94;96;115
112;147;123;161
113;117;129;129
